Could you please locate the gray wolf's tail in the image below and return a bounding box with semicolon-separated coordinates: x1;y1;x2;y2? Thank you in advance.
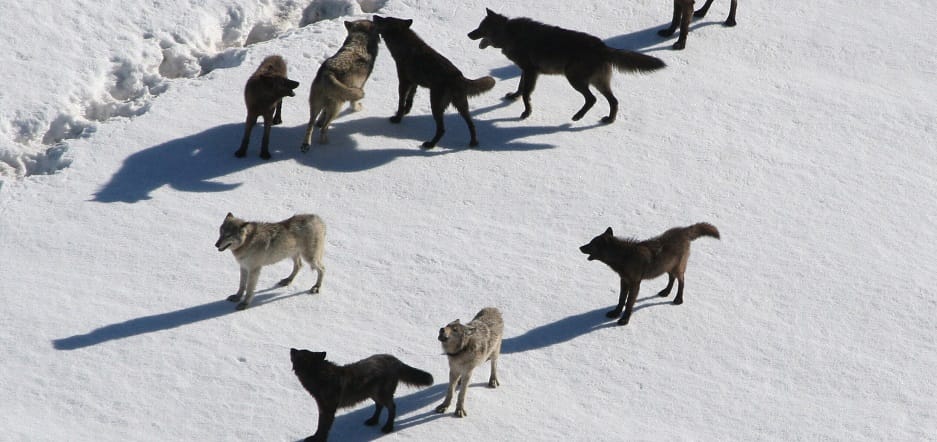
323;72;365;101
606;49;666;73
465;76;496;97
399;364;434;387
687;222;720;241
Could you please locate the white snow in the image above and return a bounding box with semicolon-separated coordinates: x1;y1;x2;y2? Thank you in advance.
1;0;936;440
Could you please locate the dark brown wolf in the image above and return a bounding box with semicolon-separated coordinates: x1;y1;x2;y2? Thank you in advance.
290;348;434;441
235;55;300;159
467;9;665;123
579;223;720;325
658;0;738;50
373;15;496;149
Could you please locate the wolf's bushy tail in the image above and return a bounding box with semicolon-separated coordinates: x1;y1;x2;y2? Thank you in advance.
399;364;434;387
687;222;720;241
321;72;365;101
606;49;666;73
465;76;496;97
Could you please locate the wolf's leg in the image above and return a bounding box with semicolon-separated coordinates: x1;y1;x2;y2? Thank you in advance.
452;94;479;147
516;70;539;119
318;102;342;144
673;273;685;305
592;73;618;124
435;370;460;413
301;101;322;152
278;256;302;286
657;273;676;297
488;343;501;388
453;368;475;417
618;281;641;325
606;278;630;318
380;398;396;433
658;0;683;37
422;88;448;149
567;68;597;121
673;0;694;49
272;99;283;125
364;402;383;426
235;113;258;157
391;80;415;123
309;405;336;442
725;0;738;26
228;267;249;302
308;259;324;294
259;112;273;160
693;0;715;17
236;268;262;310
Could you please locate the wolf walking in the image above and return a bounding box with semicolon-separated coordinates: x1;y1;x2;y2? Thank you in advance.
436;307;503;417
580;223;719;325
658;0;738;50
215;213;325;310
236;55;300;160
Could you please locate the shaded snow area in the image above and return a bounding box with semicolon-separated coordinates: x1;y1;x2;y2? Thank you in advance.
1;0;936;441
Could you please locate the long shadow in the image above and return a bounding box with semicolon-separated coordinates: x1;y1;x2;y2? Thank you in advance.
501;307;616;354
605;20;730;52
295;383;448;441
52;290;304;350
93;122;307;203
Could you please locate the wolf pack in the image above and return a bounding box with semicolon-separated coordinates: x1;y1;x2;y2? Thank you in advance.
217;5;736;441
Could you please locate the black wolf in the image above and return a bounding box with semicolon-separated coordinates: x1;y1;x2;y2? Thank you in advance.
658;0;738;50
373;15;496;149
236;55;300;159
580;223;720;325
290;348;434;441
468;9;665;123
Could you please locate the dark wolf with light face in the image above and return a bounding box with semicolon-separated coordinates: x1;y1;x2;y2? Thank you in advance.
468;9;665;123
373;15;496;149
236;55;300;160
301;20;380;149
580;223;719;325
435;307;503;418
215;213;325;310
290;349;434;441
658;0;738;50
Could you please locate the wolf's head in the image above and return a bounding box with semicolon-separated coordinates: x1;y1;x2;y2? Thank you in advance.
372;15;413;36
290;348;327;371
467;8;509;50
438;319;472;354
215;213;250;252
579;227;616;261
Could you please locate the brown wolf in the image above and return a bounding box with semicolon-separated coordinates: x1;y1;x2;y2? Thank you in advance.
373;15;496;149
235;55;300;160
467;9;665;123
579;223;719;325
290;349;434;441
301;20;380;149
658;0;738;50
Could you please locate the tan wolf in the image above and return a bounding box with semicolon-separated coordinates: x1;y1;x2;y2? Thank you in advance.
580;223;719;325
235;55;300;160
214;213;325;310
435;307;503;417
301;20;380;149
658;0;738;50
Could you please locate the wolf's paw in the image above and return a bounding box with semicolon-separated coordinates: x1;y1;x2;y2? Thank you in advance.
277;278;293;287
504;92;521;101
469;139;479;148
364;416;379;426
454;407;467;418
390;115;403;124
309;286;320;294
272;118;283;126
658;28;676;37
488;379;499;388
300;143;311;153
672;41;686;50
519;110;531;119
235;302;250;311
351;101;363;112
673;298;684;305
234;149;247;158
605;309;622;318
226;294;242;303
616;317;630;326
421;141;437;149
260;151;272;160
434;404;448;413
724;19;737;27
381;424;394;433
601;116;616;124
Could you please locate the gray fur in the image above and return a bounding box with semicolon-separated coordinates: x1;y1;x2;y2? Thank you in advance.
301;20;379;149
215;213;326;310
435;307;503;417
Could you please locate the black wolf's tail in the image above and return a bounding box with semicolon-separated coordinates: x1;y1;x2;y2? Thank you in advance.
606;49;666;73
687;222;720;241
465;76;496;97
399;364;434;387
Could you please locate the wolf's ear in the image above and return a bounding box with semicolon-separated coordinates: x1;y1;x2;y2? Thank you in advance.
226;212;234;219
403;18;413;28
486;8;495;16
315;351;327;361
344;21;353;30
603;227;613;237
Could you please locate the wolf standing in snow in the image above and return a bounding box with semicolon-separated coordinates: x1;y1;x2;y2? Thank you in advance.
236;55;300;160
214;213;325;310
290;348;434;441
580;223;720;325
467;9;665;123
301;20;380;149
658;0;738;50
435;307;503;418
373;15;496;149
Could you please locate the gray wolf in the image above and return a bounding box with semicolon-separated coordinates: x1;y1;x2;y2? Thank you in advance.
373;15;496;149
658;0;738;50
580;223;719;325
435;307;503;417
214;213;325;310
236;55;300;159
300;20;380;149
467;9;665;123
290;349;434;441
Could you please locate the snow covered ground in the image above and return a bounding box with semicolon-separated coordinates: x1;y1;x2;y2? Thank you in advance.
1;0;935;440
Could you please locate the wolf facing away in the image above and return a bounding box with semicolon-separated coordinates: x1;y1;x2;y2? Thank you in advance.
290;349;434;441
373;15;496;149
467;9;665;123
435;307;503;418
300;20;380;149
214;213;325;310
236;55;300;159
579;223;720;325
658;0;738;50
